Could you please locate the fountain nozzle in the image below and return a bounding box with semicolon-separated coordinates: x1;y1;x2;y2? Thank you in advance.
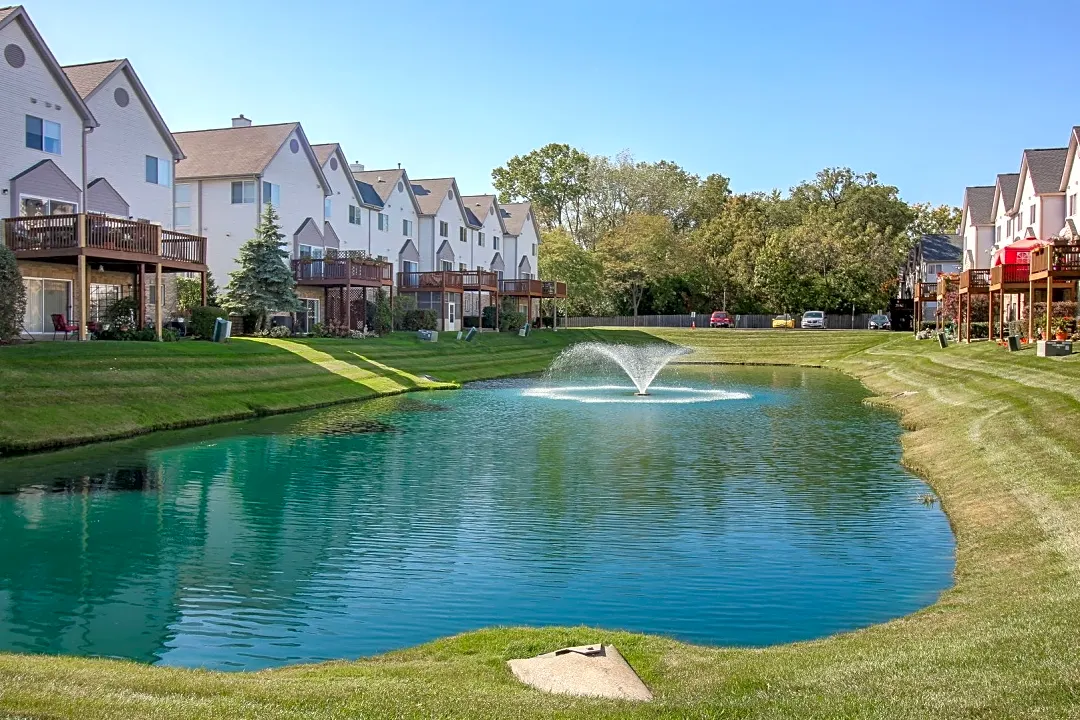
635;392;651;397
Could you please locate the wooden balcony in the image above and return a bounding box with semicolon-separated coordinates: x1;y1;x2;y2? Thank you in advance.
461;270;499;292
1030;244;1080;281
989;264;1030;291
958;268;990;294
914;281;937;301
499;279;567;297
2;213;206;271
292;256;392;287
542;281;567;298
937;273;957;299
397;270;499;293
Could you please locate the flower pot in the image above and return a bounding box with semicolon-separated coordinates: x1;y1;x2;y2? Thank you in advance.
1056;332;1068;341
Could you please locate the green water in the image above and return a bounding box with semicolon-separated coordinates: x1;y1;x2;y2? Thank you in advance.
0;365;954;670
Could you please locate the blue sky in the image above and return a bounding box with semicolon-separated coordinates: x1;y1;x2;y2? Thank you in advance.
33;0;1080;207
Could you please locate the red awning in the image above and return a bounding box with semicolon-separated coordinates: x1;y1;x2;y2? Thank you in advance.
992;235;1050;266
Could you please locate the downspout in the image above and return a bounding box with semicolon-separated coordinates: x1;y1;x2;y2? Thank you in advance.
81;126;90;210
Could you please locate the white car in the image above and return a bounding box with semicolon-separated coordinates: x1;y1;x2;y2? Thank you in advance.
801;311;826;329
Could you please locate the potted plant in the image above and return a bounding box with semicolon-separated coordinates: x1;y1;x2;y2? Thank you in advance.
1055;317;1071;342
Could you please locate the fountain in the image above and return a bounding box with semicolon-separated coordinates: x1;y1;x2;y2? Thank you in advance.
524;342;751;404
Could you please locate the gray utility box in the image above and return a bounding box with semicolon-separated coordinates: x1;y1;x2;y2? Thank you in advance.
212;318;232;343
1037;340;1072;357
417;329;438;343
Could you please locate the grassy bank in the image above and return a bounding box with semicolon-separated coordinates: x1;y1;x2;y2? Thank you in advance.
2;330;1080;718
0;329;638;455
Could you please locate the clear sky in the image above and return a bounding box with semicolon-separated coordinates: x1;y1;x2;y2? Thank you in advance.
31;0;1080;207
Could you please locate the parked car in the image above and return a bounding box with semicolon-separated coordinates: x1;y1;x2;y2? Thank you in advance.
772;314;795;329
801;310;826;329
709;310;733;328
868;313;892;330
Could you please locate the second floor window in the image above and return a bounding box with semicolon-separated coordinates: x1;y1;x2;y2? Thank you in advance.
349;205;362;225
262;182;280;207
324;198;332;220
402;218;413;236
174;206;191;229
441;260;453;271
532;243;537;255
478;232;485;247
1030;204;1036;225
493;236;499;250
231;180;255;204
26;115;61;154
459;226;467;243
459;263;467;271
145;156;171;186
1070;194;1077;217
175;183;191;204
439;221;449;237
378;213;389;231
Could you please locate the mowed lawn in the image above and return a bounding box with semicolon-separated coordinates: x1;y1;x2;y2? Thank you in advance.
2;330;1080;718
0;329;649;455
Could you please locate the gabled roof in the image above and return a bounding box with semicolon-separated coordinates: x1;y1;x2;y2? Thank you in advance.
0;6;97;128
1059;127;1080;192
411;177;479;227
992;173;1021;217
351;168;422;215
919;234;962;263
1017;148;1068;202
499;201;538;237
62;59;183;160
311;143;370;209
961;186;995;227
173;122;330;194
460;194;508;234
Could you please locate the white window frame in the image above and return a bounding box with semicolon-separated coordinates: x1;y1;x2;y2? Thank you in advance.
324;197;332;220
19;194;78;216
349;205;362;225
145;155;171;186
174;206;192;230
231;180;256;204
403;218;413;236
262;181;281;207
378;213;389;231
478;231;485;247
493;236;499;250
21;276;72;333
25;115;61;154
439;221;449;237
459;226;467;243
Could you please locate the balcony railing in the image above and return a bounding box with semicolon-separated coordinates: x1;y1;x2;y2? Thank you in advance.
958;269;990;292
936;273;957;298
293;257;392;285
915;281;937;300
1031;245;1080;276
542;281;567;297
2;213;206;267
461;270;499;289
989;264;1030;287
398;271;465;291
500;279;542;295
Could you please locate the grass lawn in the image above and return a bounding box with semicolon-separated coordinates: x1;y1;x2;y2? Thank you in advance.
2;330;1080;718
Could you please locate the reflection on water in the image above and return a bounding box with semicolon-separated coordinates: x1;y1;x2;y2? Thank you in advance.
0;367;955;671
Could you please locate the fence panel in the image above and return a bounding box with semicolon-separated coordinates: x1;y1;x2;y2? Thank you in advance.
566;313;879;329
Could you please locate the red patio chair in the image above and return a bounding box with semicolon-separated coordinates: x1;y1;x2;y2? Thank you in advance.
51;314;79;341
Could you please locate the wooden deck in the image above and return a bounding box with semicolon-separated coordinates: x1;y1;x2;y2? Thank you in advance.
958;268;990;295
499;279;567;298
397;270;500;293
292;257;392;287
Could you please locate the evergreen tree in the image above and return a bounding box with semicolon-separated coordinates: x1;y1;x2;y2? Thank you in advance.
0;243;26;343
224;203;298;331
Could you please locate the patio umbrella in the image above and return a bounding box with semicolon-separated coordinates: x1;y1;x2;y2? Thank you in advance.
992;234;1050;266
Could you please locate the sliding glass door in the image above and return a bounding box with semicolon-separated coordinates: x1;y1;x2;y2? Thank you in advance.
22;278;71;333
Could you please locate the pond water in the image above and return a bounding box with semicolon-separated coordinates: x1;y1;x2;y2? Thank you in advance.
0;365;954;671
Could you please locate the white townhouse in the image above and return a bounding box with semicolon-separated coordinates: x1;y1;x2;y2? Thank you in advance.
62;60;182;228
1011;147;1068;244
172;117;330;281
990;173;1021;255
499;202;541;280
460;194;506;277
0;5;206;338
410;177;477;273
311;143;376;256
1059;127;1080;237
350;167;422;278
959;186;995;270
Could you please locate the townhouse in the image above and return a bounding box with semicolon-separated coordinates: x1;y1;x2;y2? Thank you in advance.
958;186;995;270
0;5;206;339
311;143;374;256
350;167;422;277
1060;127;1080;238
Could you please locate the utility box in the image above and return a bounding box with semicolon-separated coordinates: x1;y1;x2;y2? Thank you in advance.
937;332;948;348
212;318;232;343
1007;335;1022;352
465;327;477;342
1037;340;1072;357
417;329;438;342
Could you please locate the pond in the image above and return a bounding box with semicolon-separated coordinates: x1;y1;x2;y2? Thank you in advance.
0;365;954;671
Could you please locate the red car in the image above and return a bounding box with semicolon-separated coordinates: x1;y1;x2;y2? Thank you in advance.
709;311;732;328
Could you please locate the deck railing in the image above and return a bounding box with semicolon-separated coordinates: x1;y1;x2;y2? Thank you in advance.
915;281;937;300
500;278;543;295
86;215;156;255
936;274;957;298
1031;245;1080;276
2;214;79;251
293;258;391;284
161;229;207;265
461;270;499;288
958;268;990;292
542;281;567;297
990;264;1030;286
397;270;465;291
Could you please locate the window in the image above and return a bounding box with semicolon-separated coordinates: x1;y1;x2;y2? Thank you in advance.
21;278;71;334
145;156;171;186
174;206;191;229
296;298;320;334
402;218;413;236
148;280;164;307
459;263;467;271
324;197;332;220
478;231;485;247
1030;204;1036;225
459;226;467;242
89;284;122;324
20;196;76;216
441;260;453;271
231;180;255;204
493;236;499;250
298;244;313;258
175;183;191;204
402;260;418;275
349;205;362;225
532;243;537;255
1070;194;1077;217
378;213;389;231
439;221;449;237
25;115;60;154
262;182;280;207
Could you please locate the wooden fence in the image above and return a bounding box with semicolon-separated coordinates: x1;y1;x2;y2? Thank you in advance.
566;313;878;329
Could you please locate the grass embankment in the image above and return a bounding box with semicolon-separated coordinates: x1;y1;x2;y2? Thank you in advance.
3;330;1080;718
0;329;636;455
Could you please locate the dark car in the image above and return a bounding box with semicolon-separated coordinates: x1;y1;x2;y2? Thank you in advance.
868;314;892;330
709;311;732;328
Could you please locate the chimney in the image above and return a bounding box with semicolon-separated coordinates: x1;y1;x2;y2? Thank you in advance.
231;114;251;128
397;162;401;169
349;162;365;172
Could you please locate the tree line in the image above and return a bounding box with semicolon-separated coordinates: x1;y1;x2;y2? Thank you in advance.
493;144;960;317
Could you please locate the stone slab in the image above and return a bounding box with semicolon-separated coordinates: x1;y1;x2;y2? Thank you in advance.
507;644;652;702
1037;340;1072;357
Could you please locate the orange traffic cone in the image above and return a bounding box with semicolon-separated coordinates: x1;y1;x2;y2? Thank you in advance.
691;320;696;329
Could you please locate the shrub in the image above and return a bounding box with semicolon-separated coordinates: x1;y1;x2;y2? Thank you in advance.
190;306;228;339
269;325;291;338
161;327;179;342
105;296;139;329
1007;320;1026;338
372;290;392;335
968;322;989;339
392;294;418;330
497;297;525;332
175;277;203;316
0;244;26;343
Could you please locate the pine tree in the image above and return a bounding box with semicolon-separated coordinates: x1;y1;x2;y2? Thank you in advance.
0;243;26;343
224;203;299;332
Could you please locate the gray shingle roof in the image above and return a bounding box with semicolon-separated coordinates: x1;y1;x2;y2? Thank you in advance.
1024;148;1069;194
174;123;298;178
410;178;455;216
920;234;962;263
499;202;533;235
351;169;404;206
997;173;1020;213
461;195;496;223
963;186;995;225
61;59;123;99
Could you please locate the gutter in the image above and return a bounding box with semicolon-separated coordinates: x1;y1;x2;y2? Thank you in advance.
81;126;90;209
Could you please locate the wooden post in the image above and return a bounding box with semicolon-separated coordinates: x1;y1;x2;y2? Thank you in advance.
138;264;146;329
345;272;352;331
77;254;88;341
1028;278;1034;342
987;290;993;341
1047;274;1053;340
200;271;208;306
154;263;163;340
999;289;1005;340
494;290;500;332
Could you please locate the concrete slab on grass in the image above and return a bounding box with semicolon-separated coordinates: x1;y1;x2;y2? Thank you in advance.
507;644;652;702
